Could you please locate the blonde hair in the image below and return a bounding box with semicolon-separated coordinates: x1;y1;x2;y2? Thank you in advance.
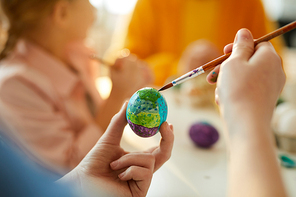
0;0;61;60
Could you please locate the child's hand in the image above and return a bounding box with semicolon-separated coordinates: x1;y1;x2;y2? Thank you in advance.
96;54;154;131
111;54;154;98
69;102;174;196
178;39;221;74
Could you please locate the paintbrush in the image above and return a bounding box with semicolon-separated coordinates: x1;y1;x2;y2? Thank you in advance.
159;20;296;92
90;54;113;67
90;49;131;67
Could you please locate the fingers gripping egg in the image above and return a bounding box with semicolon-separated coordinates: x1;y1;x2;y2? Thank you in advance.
126;88;168;137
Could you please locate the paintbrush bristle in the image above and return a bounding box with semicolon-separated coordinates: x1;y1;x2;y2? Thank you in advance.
158;83;173;92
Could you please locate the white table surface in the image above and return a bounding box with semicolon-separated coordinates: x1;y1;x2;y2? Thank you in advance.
121;90;296;197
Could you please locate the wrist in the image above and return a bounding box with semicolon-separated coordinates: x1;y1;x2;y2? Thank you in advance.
223;115;274;152
57;168;82;190
222;101;273;125
221;103;273;140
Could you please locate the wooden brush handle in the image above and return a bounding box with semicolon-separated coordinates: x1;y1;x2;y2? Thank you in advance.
202;20;296;72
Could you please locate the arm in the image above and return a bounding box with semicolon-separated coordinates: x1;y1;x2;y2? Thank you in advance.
227;111;284;197
0;75;101;171
208;29;286;197
0;135;75;197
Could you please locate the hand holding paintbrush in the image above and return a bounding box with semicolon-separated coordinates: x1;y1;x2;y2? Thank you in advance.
211;28;287;197
159;20;296;92
90;48;131;67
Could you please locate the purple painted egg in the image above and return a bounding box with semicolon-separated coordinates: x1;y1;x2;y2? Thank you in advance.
189;122;219;148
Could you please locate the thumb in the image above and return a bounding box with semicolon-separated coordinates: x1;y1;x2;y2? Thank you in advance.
99;102;128;145
231;29;254;61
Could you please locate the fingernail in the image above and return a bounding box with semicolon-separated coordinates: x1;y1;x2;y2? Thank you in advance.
118;172;125;179
169;124;173;131
234;29;250;43
210;72;218;83
210;76;217;83
110;161;118;169
121;101;128;111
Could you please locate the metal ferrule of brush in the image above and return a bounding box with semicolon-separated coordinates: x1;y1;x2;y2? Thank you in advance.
172;66;205;86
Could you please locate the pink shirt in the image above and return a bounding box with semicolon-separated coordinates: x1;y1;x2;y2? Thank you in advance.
0;40;103;172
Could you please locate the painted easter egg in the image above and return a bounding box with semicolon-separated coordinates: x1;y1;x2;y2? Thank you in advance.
189;122;219;148
126;88;168;137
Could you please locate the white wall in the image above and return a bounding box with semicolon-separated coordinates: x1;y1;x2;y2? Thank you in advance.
262;0;296;20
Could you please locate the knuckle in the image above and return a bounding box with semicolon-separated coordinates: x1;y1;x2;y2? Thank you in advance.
145;154;156;168
110;113;120;124
263;48;282;67
145;171;153;179
222;57;239;69
140;170;153;180
234;43;254;53
128;166;135;173
281;74;286;86
273;53;282;65
146;153;155;161
163;151;172;161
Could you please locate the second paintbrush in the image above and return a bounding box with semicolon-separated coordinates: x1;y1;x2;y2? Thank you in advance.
159;20;296;92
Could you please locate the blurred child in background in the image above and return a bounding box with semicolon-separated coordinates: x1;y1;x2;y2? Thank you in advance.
0;0;153;173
